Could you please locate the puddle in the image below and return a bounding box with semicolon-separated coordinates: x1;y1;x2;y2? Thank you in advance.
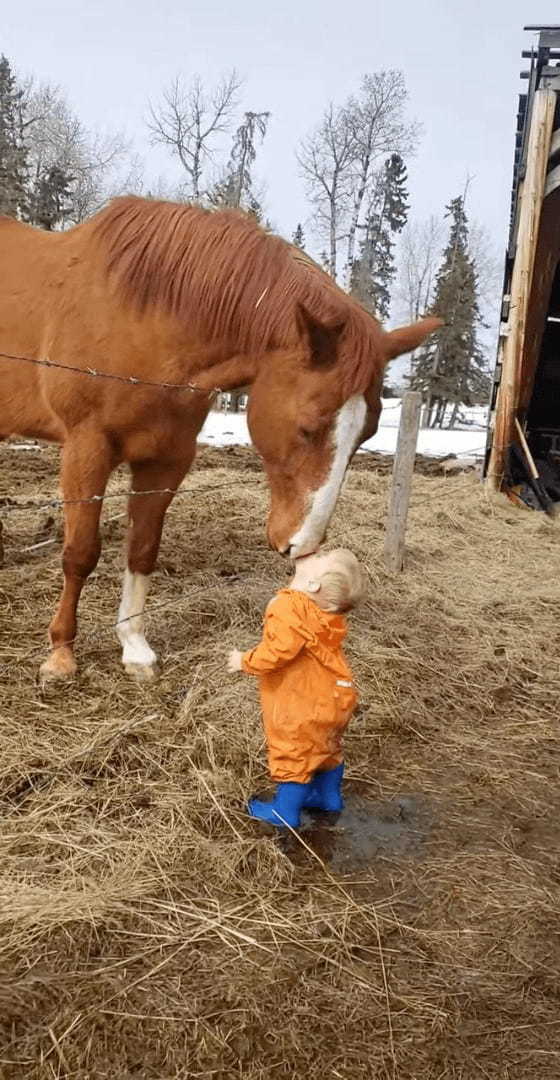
279;793;431;872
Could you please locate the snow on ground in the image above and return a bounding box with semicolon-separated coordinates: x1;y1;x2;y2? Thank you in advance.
199;402;489;459
6;404;488;460
199;412;251;448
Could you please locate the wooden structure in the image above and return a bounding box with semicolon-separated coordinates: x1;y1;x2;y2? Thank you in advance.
484;27;560;509
384;392;422;572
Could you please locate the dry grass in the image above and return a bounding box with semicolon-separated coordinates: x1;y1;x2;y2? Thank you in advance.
1;441;560;1078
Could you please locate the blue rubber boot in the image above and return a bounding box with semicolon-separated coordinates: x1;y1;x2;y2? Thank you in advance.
248;781;311;828
303;763;345;812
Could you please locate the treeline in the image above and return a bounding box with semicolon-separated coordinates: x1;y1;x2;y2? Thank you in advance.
0;55;498;426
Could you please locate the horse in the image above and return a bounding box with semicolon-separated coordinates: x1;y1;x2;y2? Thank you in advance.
0;196;439;681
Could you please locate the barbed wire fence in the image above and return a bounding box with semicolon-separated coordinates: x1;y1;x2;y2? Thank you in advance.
0;350;222;394
0;347;490;672
0;346;487;516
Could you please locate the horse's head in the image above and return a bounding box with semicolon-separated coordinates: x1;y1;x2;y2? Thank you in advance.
197;308;441;558
246;312;379;557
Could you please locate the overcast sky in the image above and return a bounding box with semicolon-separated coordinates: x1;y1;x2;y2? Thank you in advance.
5;1;560;254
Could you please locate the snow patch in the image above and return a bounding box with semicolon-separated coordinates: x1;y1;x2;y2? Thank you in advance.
198;403;488;458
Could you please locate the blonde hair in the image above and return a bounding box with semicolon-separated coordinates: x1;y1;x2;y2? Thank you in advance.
318;549;366;613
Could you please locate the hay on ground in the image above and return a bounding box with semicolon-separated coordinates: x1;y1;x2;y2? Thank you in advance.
1;442;560;1078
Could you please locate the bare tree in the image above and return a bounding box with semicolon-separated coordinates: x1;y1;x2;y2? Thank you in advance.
467;220;502;383
468;221;502;312
22;80;128;223
396;216;444;321
390;216;444;384
298;71;418;281
147;71;242;199
345;71;419;276
297;104;356;278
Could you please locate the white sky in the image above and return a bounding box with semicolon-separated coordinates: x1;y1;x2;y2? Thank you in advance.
5;2;560;254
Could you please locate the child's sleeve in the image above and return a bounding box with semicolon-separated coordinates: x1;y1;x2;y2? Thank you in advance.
242;598;306;675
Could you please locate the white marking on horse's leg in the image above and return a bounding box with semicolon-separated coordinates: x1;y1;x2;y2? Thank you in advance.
288;394;367;558
117;569;157;673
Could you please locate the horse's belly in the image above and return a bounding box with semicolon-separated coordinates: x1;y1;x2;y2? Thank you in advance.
0;366;65;442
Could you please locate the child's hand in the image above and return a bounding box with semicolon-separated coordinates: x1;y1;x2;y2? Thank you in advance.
227;648;244;673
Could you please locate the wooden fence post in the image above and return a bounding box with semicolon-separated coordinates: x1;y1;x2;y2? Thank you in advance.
384;391;422;572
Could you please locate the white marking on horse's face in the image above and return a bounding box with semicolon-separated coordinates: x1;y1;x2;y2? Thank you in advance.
288;394;367;558
117;569;157;669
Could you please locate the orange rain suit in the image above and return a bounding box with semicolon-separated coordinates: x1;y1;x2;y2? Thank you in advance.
242;589;357;784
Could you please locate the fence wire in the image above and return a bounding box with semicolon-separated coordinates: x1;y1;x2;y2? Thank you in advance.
1;345;487;525
0;478;263;516
0;349;220;395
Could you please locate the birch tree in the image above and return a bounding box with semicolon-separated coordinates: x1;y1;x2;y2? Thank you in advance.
297;103;355;279
344;71;418;275
395;216;445;320
298;70;418;280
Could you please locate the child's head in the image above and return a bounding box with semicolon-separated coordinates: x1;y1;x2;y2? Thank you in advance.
291;548;366;613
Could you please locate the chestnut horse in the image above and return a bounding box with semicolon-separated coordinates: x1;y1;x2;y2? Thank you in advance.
0;196;439;680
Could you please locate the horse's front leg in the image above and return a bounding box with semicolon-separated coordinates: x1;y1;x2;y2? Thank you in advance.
40;430;114;681
117;456;193;680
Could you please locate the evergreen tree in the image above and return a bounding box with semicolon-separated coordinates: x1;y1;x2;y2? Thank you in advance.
207;171;235;209
246;192;265;223
409;195;489;428
29;164;74;230
383;151;409;231
207;112;269;414
208;110;270;214
350;153;408;319
0;54;28;218
292;223;306;250
228;110;269;208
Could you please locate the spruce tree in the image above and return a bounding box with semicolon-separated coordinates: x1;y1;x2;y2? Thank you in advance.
0;54;28;218
29;164;74;230
350;153;408;319
208;110;269;215
292;223;306;250
409;196;489;428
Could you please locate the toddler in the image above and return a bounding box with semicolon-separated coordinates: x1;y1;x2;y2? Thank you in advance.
227;548;365;828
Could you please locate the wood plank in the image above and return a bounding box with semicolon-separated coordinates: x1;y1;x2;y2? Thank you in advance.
486;89;557;491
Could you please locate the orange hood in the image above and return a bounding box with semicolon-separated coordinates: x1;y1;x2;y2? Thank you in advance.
277;589;347;647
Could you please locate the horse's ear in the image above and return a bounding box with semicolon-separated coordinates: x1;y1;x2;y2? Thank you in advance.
296;304;345;365
192;354;258;392
384;316;443;360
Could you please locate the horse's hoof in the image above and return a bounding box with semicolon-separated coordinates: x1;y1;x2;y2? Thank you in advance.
124;661;159;683
39;647;77;682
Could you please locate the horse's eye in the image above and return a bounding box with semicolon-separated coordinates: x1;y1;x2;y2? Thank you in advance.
299;427;315;443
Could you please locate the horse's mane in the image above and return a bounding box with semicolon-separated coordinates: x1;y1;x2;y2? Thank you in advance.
92;196;385;394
